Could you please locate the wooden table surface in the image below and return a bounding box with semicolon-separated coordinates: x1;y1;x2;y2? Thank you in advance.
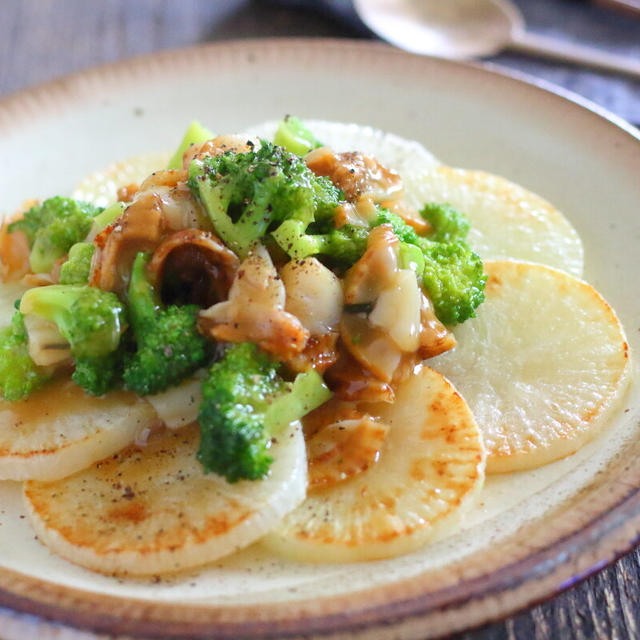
0;1;639;639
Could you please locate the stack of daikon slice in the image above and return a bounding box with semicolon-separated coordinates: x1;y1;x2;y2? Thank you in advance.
261;139;629;563
0;121;629;575
408;167;630;474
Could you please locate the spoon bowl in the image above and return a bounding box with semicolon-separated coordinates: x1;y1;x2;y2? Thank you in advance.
354;0;640;78
354;0;523;59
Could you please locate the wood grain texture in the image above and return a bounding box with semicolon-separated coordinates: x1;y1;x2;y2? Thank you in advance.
454;555;640;640
0;2;639;640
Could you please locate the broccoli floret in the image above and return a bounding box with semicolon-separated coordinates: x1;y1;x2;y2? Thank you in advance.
8;197;102;274
373;208;423;245
58;201;126;286
19;284;127;395
20;285;125;358
0;312;52;401
420;202;470;244
421;241;486;325
122;252;211;396
59;243;95;285
198;343;284;482
188;141;341;257
58;202;126;287
71;347;126;396
271;219;369;265
317;225;369;265
58;203;124;286
198;342;331;483
372;207;485;324
271;202;424;267
273;115;323;156
168;120;215;170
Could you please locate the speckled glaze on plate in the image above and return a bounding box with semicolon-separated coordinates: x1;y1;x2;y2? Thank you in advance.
0;39;639;640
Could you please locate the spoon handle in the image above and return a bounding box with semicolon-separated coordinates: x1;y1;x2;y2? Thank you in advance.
509;31;640;79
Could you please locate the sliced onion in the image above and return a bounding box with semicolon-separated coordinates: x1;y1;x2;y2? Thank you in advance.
23;314;71;367
340;313;402;382
145;375;204;430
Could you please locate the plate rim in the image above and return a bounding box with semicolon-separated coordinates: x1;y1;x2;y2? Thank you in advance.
1;37;639;639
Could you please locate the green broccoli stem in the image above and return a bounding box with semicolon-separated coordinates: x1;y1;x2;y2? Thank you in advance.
264;369;332;433
398;242;425;277
168;120;215;170
127;252;160;330
89;201;126;236
271;220;325;259
273;116;323;156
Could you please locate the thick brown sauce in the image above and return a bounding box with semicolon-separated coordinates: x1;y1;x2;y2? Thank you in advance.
0;378;140;427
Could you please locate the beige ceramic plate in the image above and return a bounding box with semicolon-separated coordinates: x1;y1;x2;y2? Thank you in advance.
0;39;639;640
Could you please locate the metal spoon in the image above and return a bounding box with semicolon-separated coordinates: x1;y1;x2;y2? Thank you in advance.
353;0;640;78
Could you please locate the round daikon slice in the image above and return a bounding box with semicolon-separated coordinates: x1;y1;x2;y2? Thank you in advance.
0;379;156;481
24;421;307;575
262;367;484;563
430;260;631;473
405;166;584;277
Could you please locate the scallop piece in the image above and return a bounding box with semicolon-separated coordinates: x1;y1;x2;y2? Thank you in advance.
24;421;307;576
430;260;631;473
0;379;156;481
369;269;422;352
405;166;584;277
199;244;309;360
262;366;485;563
72;152;171;206
242;120;441;181
281;257;343;335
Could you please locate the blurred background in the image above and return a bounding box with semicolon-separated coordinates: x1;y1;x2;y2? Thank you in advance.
0;0;638;124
